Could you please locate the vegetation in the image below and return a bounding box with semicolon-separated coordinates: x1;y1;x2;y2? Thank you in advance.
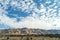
0;34;60;40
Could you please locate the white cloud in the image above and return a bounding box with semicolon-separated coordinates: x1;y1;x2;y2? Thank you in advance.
0;0;60;29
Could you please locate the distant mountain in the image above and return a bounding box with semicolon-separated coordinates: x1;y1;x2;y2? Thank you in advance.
0;28;60;35
47;30;60;34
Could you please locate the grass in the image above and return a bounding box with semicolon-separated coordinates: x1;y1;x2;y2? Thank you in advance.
0;34;60;40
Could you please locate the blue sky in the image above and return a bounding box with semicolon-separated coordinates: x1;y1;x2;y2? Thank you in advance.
0;0;60;29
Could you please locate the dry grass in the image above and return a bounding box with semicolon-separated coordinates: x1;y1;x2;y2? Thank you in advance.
0;35;60;40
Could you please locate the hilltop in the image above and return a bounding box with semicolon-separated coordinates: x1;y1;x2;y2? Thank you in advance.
0;28;60;35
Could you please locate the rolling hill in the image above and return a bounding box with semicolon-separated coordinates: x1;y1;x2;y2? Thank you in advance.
0;28;60;35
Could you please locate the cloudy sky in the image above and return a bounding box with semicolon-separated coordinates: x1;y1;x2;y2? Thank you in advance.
0;0;60;29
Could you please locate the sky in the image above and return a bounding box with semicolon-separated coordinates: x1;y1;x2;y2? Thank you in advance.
0;0;60;29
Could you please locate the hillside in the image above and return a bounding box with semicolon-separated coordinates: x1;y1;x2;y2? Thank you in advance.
0;28;60;35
